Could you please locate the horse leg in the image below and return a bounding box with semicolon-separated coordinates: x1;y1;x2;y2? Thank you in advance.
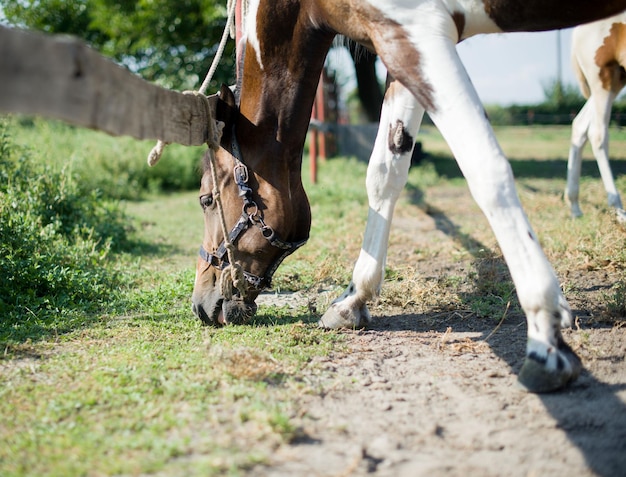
566;99;591;218
588;88;626;221
371;15;580;391
319;81;424;328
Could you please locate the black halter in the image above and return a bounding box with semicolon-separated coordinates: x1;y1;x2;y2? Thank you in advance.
199;129;307;292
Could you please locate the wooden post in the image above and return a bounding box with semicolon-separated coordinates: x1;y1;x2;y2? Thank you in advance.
310;97;318;184
316;73;327;162
0;26;215;147
309;73;329;184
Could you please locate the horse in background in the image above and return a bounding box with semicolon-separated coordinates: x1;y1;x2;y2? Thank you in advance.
192;0;626;393
567;12;626;223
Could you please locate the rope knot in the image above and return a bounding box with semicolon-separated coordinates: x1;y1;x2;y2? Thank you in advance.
219;262;247;300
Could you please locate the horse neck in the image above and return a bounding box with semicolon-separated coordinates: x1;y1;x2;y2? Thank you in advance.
236;1;334;170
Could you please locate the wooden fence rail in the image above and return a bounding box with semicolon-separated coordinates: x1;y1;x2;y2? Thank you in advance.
0;25;212;147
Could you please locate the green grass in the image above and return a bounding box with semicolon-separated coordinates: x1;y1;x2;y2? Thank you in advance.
0;118;346;476
0;312;338;476
1;118;625;475
6;116;205;199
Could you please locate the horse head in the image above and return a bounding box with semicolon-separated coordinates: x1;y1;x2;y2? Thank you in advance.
191;84;312;325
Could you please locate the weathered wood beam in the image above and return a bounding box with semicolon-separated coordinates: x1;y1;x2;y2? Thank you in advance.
0;26;213;147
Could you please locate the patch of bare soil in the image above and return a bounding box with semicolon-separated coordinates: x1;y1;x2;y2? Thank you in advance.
254;316;624;477
254;186;626;477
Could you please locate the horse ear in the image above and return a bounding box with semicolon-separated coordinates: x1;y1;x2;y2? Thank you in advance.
219;84;237;108
207;83;238;129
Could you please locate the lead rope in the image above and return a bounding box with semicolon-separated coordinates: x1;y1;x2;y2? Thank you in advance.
147;0;248;300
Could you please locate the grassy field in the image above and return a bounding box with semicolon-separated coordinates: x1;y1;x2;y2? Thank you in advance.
1;119;625;475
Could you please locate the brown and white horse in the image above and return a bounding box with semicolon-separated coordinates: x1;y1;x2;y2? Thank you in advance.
192;0;626;392
567;12;626;223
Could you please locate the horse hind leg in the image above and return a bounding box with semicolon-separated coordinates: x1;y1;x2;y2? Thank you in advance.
318;81;424;328
588;86;626;221
566;100;591;218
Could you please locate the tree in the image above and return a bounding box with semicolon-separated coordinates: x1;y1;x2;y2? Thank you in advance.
541;79;584;109
2;0;236;90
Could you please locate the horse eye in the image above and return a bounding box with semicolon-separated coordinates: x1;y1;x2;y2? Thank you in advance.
199;194;213;209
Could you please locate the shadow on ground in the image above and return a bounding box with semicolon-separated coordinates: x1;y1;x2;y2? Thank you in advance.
378;180;626;476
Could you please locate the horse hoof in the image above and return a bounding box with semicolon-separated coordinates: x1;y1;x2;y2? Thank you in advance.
616;208;626;224
518;341;582;393
568;203;583;219
318;302;371;329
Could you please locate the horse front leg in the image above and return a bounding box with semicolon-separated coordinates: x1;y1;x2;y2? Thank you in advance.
372;15;580;391
318;81;424;328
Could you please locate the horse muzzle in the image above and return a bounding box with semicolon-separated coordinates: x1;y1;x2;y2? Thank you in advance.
192;287;258;326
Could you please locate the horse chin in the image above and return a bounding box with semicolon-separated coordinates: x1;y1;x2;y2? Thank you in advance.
192;294;258;326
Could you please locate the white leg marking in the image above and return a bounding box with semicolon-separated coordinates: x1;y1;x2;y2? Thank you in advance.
569;16;626;221
319;82;424;328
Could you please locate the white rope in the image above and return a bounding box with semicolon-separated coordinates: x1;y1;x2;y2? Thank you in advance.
147;0;238;166
199;0;237;95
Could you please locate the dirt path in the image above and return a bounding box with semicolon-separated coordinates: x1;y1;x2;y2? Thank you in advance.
253;188;626;477
252;315;624;476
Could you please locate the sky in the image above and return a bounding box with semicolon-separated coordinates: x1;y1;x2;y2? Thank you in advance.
457;29;576;106
328;28;579;107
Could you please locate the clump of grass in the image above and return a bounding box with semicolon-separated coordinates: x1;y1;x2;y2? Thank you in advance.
604;280;626;320
208;344;286;381
466;253;520;319
379;267;462;312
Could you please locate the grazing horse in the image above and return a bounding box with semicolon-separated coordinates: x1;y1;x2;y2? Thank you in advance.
191;0;626;393
567;12;626;223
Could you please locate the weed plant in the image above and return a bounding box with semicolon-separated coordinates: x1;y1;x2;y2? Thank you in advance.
0;120;131;342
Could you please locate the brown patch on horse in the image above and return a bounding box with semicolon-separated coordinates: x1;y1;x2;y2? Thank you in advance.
388;120;414;155
314;0;435;110
373;23;435;111
483;0;626;32
595;22;626;94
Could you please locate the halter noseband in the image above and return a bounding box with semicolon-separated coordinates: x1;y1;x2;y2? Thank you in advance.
199;128;307;293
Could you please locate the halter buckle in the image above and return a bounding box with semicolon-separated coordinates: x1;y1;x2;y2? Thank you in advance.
234;162;249;186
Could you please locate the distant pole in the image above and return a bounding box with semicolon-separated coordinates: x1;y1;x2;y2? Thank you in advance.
556;30;563;105
310;97;318;184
